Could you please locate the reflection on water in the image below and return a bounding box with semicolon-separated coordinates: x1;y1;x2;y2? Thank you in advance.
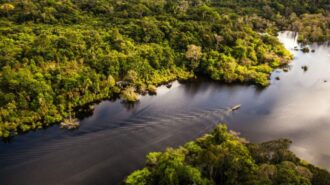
1;31;330;185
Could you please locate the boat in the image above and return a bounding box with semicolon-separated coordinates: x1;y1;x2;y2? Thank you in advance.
231;104;241;111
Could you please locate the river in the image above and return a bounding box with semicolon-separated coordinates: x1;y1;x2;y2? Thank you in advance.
0;31;330;185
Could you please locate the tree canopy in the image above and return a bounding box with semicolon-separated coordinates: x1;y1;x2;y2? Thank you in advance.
0;0;328;137
126;124;330;185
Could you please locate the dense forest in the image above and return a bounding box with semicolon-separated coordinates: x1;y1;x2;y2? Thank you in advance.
125;124;330;185
0;0;329;137
214;0;330;42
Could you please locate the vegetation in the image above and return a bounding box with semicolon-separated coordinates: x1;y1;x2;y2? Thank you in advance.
211;0;330;43
121;87;140;102
302;65;309;72
147;85;157;95
0;0;329;137
60;118;79;130
126;124;330;185
302;47;311;53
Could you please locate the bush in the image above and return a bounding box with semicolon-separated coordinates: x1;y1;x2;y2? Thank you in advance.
147;85;157;95
121;87;139;102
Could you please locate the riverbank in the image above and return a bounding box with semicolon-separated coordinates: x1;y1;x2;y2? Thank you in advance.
0;0;301;138
1;31;330;184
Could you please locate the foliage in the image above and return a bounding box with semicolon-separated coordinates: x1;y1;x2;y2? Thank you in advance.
212;0;330;42
0;0;328;137
147;85;157;95
186;44;202;70
121;87;139;102
0;3;15;13
289;13;330;43
126;124;330;185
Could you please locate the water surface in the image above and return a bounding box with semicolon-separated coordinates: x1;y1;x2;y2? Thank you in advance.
1;31;330;185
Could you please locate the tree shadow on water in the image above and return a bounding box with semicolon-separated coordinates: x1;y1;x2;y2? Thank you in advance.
121;100;140;111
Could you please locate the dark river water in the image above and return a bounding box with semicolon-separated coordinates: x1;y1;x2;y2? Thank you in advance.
1;31;330;185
